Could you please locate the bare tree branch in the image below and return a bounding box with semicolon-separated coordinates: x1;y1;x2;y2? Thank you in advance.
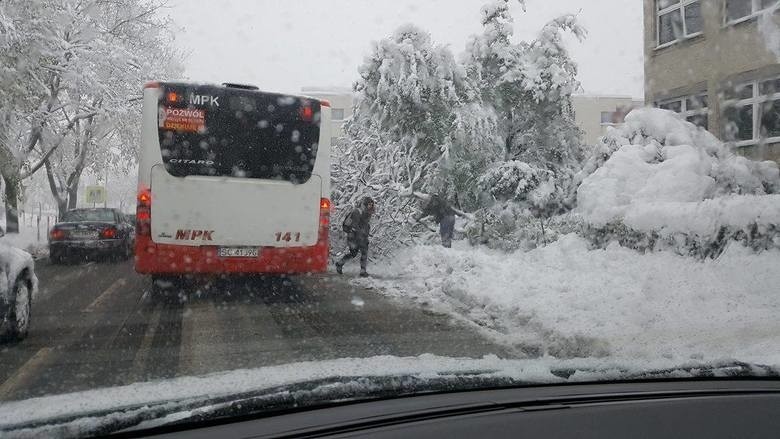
20;111;98;179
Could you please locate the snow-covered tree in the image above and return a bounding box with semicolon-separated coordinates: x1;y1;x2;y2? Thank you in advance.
330;125;424;255
332;2;589;253
0;0;183;226
462;1;584;167
354;24;464;161
457;1;587;246
332;25;471;253
441;102;504;209
0;0;66;231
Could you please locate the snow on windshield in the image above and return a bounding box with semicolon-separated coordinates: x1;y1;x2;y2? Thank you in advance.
0;0;779;432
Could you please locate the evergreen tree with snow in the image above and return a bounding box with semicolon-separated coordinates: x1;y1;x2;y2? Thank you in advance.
354;24;464;162
458;1;587;247
462;1;585;170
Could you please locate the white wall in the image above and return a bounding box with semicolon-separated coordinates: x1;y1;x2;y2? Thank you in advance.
572;95;645;146
301;87;354;142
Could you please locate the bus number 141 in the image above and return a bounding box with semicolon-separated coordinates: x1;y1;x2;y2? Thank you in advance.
275;232;301;242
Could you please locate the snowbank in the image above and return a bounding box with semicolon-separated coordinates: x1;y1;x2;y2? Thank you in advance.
357;236;780;364
576;108;780;253
621;195;780;237
0;226;49;258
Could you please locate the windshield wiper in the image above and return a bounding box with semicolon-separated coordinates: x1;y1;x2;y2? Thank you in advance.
550;360;780;381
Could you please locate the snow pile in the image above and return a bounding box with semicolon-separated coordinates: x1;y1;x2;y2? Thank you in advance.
0;227;49;258
576;108;780;256
357;235;780;364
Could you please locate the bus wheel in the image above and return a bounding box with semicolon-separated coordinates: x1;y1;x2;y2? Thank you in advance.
151;275;186;302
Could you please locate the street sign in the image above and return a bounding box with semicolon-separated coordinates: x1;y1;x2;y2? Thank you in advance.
85;186;107;204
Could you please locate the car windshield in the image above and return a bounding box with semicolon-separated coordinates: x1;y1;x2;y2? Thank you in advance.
60;210;115;223
1;0;779;436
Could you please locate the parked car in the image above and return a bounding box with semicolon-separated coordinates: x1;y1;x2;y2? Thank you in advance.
48;208;135;264
0;227;38;341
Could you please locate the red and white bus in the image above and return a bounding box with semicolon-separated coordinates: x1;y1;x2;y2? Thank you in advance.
135;82;331;286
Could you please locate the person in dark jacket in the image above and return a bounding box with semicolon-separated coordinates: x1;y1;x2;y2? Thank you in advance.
336;196;375;277
415;194;458;248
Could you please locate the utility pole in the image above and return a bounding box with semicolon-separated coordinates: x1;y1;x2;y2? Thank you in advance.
104;158;109;208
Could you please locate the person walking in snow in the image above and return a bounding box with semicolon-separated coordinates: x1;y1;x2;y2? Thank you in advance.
336;196;375;277
414;193;459;248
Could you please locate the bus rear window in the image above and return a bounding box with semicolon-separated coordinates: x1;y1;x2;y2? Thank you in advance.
157;84;321;183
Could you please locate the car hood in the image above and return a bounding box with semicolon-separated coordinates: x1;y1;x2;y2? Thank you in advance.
1;354;778;437
0;242;38;304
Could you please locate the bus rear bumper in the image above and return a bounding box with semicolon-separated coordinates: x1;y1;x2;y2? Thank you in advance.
134;236;329;275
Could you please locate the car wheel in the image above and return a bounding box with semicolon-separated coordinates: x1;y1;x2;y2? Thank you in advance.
49;250;63;265
123;240;134;261
5;277;31;341
108;249;122;263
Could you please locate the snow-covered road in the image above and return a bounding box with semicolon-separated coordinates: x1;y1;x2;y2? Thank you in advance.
355;236;780;365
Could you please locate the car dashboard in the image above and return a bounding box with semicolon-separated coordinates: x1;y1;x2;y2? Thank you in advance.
130;379;780;438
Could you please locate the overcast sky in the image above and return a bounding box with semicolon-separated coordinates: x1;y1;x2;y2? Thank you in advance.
169;0;644;98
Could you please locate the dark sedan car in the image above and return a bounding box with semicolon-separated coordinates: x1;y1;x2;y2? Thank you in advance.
48;208;135;264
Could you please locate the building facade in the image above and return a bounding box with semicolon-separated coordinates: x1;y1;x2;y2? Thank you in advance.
572;95;645;145
644;0;780;161
301;87;354;145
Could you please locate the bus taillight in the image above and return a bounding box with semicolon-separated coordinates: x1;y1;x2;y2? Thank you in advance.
300;105;314;122
319;198;331;227
137;188;152;236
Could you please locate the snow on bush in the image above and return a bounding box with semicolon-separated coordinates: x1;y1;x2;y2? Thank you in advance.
477;160;549;201
469;160;577;251
358;235;780;363
576;108;780;257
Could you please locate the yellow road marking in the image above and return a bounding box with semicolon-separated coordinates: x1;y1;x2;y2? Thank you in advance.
0;347;52;400
84;278;127;312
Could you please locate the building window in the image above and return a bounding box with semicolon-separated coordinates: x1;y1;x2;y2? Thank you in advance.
600;107;632;126
723;77;780;145
725;0;778;24
331;108;345;120
657;93;709;129
657;0;702;47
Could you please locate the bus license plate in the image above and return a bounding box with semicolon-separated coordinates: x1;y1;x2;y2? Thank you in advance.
218;247;259;258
